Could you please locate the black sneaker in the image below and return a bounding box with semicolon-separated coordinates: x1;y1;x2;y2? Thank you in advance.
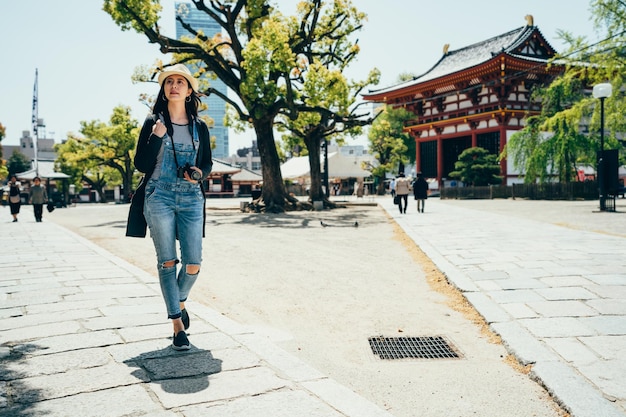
181;308;190;330
172;331;190;351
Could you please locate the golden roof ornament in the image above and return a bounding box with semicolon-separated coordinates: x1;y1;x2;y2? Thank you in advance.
525;14;534;26
443;43;450;55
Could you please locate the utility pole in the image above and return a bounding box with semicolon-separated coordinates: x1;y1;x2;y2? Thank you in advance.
32;69;39;177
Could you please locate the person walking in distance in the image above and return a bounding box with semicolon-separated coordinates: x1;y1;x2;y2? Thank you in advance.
395;172;411;214
412;172;429;213
125;64;213;351
7;175;21;222
28;176;48;222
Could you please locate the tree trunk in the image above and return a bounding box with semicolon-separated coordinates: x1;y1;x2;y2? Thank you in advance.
305;134;324;202
253;118;291;212
82;175;108;203
375;175;386;195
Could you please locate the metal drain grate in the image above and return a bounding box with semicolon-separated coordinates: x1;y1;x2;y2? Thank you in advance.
368;336;460;360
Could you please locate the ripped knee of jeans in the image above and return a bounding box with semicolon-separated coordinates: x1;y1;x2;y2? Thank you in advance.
160;259;179;269
186;264;200;276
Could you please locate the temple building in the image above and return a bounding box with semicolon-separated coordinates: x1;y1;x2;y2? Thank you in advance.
362;16;564;187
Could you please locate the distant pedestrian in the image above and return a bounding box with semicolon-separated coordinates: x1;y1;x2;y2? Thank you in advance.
390;178;396;197
28;177;48;222
412;172;428;213
8;175;21;222
125;64;213;351
395;172;411;214
251;184;262;200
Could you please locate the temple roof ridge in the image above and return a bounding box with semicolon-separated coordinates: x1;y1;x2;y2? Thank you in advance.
365;23;556;98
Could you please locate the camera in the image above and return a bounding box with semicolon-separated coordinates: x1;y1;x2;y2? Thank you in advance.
177;163;202;181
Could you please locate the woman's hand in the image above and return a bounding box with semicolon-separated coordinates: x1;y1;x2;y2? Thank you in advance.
183;166;203;184
152;119;167;138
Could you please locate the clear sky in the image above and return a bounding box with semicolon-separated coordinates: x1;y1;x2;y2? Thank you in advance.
0;0;599;154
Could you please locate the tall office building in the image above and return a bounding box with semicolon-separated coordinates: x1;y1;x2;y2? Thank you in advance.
175;3;229;158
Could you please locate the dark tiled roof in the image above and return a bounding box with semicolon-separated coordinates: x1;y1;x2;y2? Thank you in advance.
211;159;241;175
368;25;554;96
231;167;262;181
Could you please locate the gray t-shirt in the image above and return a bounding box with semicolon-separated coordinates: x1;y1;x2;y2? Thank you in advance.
151;123;193;180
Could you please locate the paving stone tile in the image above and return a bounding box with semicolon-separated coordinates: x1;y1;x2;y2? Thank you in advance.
526;300;599;318
585;284;626;299
136;349;224;379
26;298;118;314
12;329;124;356
543;337;600;365
578;359;626;400
3;385;165;417
64;288;154;301
532;361;624;417
235;332;327;382
1;294;63;309
0;321;82;345
11;362;148;403
475;280;504;291
580;316;626;335
479;262;520;271
585;299;626;315
0;309;101;332
491;321;559;365
99;302;163;317
519;317;597;338
580;335;626;360
500;302;539;319
495;278;548;290
585;274;626;286
464;292;511;323
82;312;164;331
466;270;511;281
488;289;545;304
151;366;291;409
534;287;597;301
303;378;395;417
0;307;23;319
0;348;112;379
539;276;594;287
182;389;346;417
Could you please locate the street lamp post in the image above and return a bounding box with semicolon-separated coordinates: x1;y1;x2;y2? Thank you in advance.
323;138;329;198
592;83;612;212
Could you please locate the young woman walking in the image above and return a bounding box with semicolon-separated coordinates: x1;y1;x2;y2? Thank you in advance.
127;64;212;350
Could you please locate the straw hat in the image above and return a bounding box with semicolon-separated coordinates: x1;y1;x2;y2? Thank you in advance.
157;63;198;92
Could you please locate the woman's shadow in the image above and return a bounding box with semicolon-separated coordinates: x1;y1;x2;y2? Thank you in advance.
125;344;222;394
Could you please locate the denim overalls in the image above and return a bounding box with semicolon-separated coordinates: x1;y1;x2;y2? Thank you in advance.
144;121;204;319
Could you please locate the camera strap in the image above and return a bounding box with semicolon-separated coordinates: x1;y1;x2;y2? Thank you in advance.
159;113;196;170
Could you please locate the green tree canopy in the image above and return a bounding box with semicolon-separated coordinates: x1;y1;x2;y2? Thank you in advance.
278;58;379;204
449;147;502;186
503;75;593;184
503;0;626;184
0;122;7;179
366;105;413;194
54;105;138;202
0;122;5;160
103;0;376;212
7;151;31;177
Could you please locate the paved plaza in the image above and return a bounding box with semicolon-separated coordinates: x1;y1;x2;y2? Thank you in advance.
383;197;626;417
0;196;624;417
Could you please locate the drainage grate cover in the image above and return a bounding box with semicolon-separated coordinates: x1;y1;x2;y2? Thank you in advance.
368;336;460;360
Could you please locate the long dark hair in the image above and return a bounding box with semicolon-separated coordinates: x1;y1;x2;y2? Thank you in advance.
152;79;201;137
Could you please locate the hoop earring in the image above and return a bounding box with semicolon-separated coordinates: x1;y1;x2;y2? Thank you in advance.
162;94;168;102
185;96;191;103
